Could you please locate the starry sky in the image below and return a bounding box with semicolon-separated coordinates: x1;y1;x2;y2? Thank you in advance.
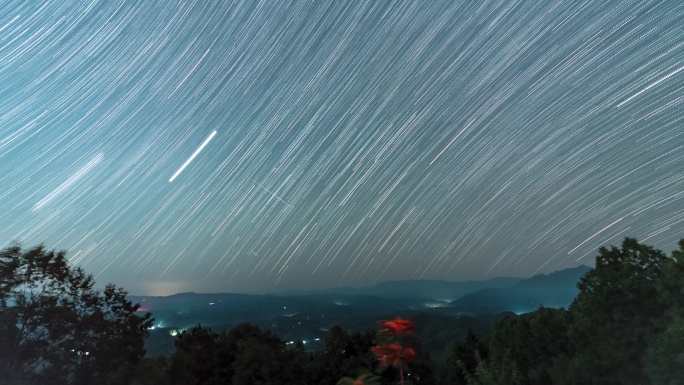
1;1;683;295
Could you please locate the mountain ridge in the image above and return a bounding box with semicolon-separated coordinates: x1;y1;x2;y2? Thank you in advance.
448;265;591;314
130;265;591;356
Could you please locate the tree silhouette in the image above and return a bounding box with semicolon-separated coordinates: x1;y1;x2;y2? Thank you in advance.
168;323;304;385
0;245;152;384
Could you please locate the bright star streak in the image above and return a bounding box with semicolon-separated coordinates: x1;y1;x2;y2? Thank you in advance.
568;217;624;256
169;131;217;182
617;64;684;107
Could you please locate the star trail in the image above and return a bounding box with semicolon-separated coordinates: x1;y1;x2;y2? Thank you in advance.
1;1;683;295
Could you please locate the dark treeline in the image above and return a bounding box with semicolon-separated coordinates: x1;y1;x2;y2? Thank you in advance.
141;322;434;385
2;238;684;384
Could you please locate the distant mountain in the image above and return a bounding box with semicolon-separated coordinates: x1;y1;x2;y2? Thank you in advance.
131;292;429;328
448;265;591;314
132;266;590;356
278;276;523;300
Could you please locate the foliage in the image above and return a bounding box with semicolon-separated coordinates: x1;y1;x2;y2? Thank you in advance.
163;321;434;385
167;325;224;385
371;317;418;385
486;307;570;385
308;326;378;385
167;323;307;385
442;237;684;385
565;238;670;385
438;330;487;385
644;315;684;385
469;349;521;385
0;245;152;385
129;357;170;385
226;323;298;385
456;237;684;385
643;239;684;384
412;312;490;354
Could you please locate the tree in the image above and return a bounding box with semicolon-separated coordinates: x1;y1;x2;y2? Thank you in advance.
486;307;570;385
130;357;171;385
566;238;670;385
305;327;378;385
0;245;152;384
317;324;354;383
469;349;521;385
224;323;296;385
438;330;487;385
371;318;418;385
644;315;684;385
167;325;224;385
644;239;684;384
167;323;304;385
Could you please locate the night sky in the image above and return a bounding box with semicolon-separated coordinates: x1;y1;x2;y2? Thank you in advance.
1;1;683;295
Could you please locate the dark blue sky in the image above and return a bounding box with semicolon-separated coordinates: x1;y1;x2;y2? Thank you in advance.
1;1;683;295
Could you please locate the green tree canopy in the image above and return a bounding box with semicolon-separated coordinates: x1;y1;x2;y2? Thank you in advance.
644;239;684;384
438;329;488;385
566;238;670;385
486;307;570;385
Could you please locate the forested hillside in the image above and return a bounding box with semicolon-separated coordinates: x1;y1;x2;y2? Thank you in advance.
2;238;683;384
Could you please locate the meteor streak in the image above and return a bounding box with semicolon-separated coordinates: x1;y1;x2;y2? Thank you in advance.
33;153;104;211
169;130;217;182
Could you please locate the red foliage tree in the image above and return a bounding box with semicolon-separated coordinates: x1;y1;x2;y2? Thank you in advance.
371;317;416;385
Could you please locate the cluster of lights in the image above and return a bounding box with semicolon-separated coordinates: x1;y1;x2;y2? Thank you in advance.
285;337;321;346
148;321;165;330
